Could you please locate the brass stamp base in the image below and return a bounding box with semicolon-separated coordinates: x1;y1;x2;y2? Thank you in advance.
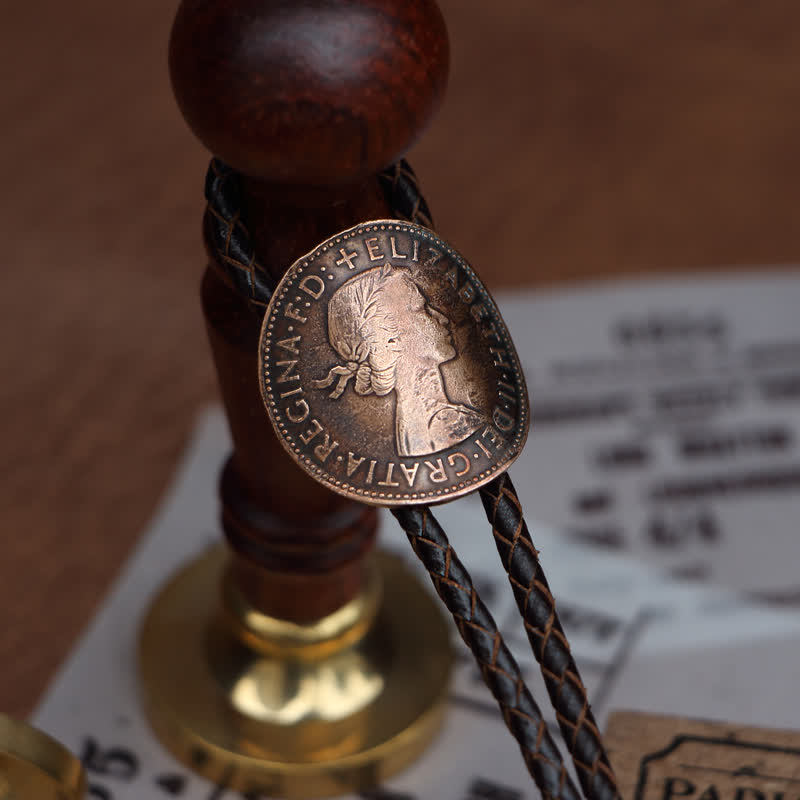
138;547;452;798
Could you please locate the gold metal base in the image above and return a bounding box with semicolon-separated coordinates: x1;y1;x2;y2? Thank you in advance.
0;714;87;800
138;547;452;797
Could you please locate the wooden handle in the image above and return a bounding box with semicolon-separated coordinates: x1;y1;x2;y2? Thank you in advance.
169;0;450;621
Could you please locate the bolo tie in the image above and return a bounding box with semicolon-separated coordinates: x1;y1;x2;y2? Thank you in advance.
203;156;621;800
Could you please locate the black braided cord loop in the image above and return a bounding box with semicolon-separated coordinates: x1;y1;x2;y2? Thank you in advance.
203;158;433;310
480;474;621;800
393;505;580;800
203;159;273;311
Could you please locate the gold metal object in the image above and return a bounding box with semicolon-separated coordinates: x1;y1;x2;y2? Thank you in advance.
221;560;382;661
0;714;87;800
139;546;452;797
259;220;530;506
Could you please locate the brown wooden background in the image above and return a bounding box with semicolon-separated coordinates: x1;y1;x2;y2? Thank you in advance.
4;1;800;717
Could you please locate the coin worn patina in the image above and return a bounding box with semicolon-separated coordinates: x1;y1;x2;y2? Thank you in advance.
258;221;529;506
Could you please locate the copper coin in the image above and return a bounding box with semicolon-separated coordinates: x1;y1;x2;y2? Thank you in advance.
258;221;529;506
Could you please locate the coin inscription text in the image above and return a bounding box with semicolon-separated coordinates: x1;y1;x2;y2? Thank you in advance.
259;221;529;506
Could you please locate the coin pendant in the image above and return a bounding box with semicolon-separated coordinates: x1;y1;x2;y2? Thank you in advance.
258;221;529;506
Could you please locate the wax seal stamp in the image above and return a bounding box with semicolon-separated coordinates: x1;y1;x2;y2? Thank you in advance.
259;220;529;506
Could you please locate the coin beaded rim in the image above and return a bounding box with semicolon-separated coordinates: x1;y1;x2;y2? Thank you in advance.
259;220;530;507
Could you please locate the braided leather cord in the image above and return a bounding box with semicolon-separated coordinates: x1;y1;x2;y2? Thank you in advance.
377;160;434;228
393;505;580;800
379;164;619;800
203;159;274;311
203;158;433;311
203;158;611;799
480;474;621;800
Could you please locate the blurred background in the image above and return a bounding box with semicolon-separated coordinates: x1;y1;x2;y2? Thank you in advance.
4;0;800;717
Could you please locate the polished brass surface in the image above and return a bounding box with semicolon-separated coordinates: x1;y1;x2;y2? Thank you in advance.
259;220;529;506
221;559;382;660
0;714;87;799
139;547;452;797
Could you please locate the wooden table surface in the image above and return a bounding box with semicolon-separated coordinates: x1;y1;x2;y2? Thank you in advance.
4;1;800;717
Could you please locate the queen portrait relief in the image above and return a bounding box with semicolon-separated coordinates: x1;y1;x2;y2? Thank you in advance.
313;265;484;457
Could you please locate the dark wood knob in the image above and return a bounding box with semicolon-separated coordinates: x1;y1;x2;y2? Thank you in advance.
169;0;449;185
